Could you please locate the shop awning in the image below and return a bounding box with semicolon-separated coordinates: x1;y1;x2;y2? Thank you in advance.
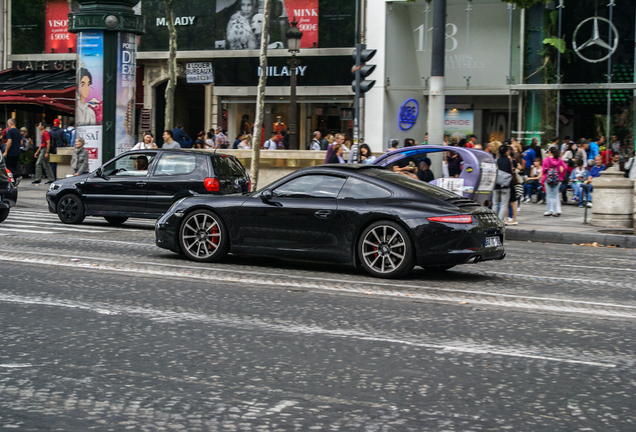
0;69;76;114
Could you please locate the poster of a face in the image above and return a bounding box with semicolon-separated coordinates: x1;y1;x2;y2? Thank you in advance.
76;31;104;127
115;33;137;155
215;0;317;50
76;31;104;171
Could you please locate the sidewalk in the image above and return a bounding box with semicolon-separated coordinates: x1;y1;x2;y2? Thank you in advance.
8;182;636;248
504;197;636;248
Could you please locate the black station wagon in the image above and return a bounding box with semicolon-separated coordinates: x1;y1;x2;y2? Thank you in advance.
46;149;250;225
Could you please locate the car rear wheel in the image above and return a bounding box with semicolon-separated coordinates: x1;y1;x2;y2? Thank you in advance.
104;216;128;225
179;209;228;263
57;194;85;224
358;221;414;278
0;208;9;223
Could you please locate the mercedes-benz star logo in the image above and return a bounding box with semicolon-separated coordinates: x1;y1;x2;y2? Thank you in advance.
572;16;619;64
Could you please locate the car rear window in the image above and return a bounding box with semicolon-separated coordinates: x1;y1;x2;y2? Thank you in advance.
376;171;459;200
211;156;246;178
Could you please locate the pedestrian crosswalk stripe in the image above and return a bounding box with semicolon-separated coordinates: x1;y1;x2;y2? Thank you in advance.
0;227;58;235
0;223;108;233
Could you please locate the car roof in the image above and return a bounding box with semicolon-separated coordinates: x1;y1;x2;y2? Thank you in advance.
124;148;238;158
300;164;386;173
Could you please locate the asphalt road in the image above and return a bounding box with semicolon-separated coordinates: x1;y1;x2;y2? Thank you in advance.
1;208;636;431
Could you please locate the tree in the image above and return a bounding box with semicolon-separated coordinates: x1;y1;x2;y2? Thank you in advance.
250;0;271;191
164;0;177;130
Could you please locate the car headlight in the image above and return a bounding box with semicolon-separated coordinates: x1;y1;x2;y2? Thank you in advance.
49;183;60;191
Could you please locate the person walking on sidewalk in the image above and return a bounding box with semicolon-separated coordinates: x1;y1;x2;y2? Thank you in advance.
493;144;513;222
32;121;55;184
541;146;567;217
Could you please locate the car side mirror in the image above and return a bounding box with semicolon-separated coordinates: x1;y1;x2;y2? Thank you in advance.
260;189;273;203
94;168;103;178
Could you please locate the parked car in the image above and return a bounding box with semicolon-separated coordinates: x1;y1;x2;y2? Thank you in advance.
0;153;19;223
373;145;497;206
46;149;250;225
155;165;505;278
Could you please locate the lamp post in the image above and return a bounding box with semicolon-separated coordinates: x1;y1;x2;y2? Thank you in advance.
286;19;302;150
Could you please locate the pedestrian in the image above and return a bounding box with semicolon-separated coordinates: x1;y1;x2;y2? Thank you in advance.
193;131;206;149
280;129;289;149
324;133;344;163
585;155;606;204
386;139;399;153
214;127;229;149
49;118;69;149
493;144;513;222
161;130;181;149
264;132;278;150
541;146;567;217
522;158;543;203
521;139;536;175
588;136;600;160
208;131;217;148
172;123;192;148
404;138;416;147
232;134;242;149
132;132;157;149
328;143;346;164
32;121;56;184
238;134;252;149
65;122;76;147
71;137;89;176
359;143;376;165
2;118;22;176
569;159;590;206
310;131;321;150
467;134;477;148
574;140;589;166
417;157;434;182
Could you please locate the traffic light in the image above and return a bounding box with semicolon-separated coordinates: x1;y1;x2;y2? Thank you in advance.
352;44;376;95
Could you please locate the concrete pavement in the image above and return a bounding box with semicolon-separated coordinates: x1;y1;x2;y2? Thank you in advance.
9;181;636;248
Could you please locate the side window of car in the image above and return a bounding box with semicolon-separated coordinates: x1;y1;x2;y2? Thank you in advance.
103;154;154;177
273;175;346;198
338;177;392;199
155;154;197;176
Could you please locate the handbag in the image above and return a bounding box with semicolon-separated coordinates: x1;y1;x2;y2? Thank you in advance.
496;169;512;187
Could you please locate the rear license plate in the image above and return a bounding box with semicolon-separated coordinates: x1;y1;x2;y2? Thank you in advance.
485;236;501;247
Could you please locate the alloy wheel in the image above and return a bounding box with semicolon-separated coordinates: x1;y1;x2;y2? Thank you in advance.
180;211;226;261
361;224;408;275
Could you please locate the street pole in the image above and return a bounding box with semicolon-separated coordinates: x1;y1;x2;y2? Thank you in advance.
605;0;614;165
428;0;446;173
288;56;299;150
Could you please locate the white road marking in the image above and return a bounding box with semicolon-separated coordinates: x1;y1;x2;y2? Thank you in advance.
0;249;116;262
0;223;112;233
0;292;620;368
561;264;636;273
0;364;33;368
0;228;58;234
2;255;636;319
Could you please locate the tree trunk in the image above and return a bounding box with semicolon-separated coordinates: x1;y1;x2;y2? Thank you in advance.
164;0;177;131
250;0;271;191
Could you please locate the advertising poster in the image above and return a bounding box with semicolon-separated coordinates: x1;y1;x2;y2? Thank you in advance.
283;0;318;48
45;0;77;54
76;31;104;169
444;110;474;140
77;126;103;173
115;33;137;155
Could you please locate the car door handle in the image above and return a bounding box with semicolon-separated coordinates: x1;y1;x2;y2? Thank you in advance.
314;210;332;219
136;182;146;188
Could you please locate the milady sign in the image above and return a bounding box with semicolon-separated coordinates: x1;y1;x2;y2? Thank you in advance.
258;65;308;77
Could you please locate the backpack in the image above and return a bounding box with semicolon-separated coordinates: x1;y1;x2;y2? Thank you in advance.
546;168;560;185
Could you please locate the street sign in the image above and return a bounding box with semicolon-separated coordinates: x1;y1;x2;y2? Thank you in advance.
186;62;214;83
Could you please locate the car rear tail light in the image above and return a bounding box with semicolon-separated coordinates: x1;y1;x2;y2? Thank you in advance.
6;169;14;183
204;177;220;192
248;180;251;192
427;215;473;224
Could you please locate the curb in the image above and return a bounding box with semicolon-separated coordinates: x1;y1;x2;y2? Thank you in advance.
506;229;636;249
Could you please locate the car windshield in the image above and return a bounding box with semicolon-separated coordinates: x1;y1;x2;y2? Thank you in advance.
374;171;460;200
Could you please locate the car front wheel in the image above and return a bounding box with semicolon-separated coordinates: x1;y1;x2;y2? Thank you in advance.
57;194;86;224
179;209;229;262
358;220;414;278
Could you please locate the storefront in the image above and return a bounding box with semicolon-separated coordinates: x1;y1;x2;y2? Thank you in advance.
365;0;522;151
137;0;356;147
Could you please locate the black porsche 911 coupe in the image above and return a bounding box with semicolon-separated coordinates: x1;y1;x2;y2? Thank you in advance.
155;165;505;278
